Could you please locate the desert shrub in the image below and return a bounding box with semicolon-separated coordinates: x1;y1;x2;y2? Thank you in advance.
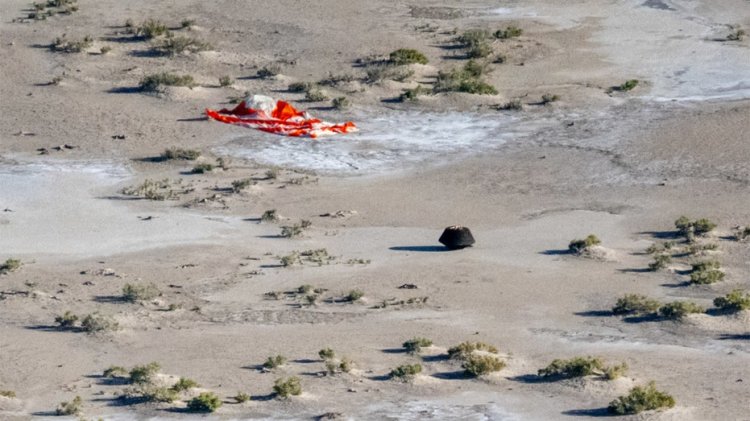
187;392;222;412
288;81;315;92
389;364;422;380
365;64;414;83
686;242;719;256
690;261;724;284
608;382;675;415
234;392;251;403
1;258;22;273
463;59;490;78
231;178;253;193
541;93;560;104
218;75;232;87
345;289;364;302
81;313;119;333
281;221;310;238
675;216;716;238
568;234;601;253
301;249;334;265
191;163;213;174
332;96;350;110
325;358;352;375
733;226;750;241
538;356;604;379
122;283;160;302
447;341;499;360
649;254;672;271
455;29;492;57
434;63;498;95
727;27;746;41
399;84;430;102
263;355;287;370
153;36;211;56
257;64;281;79
0;390;16;398
612;294;660;316
56;396;82;415
50;35;92;53
618;79;639;92
261;209;279;222
714;290;750;313
319;348;335;360
103;366;128;378
279;252;300;267
181;19;196;29
494;26;523;39
136;19;168;39
140;73;195;91
658;301;704;320
603;362;629;380
100;45;112;54
171;377;199;392
402;337;433;354
273;377;302;398
54;311;79;329
121;178;176;201
305;88;328;102
495;99;523;111
389;48;428;65
138;385;178;403
161;147;200;160
129;362;161;385
462;354;505;376
319;72;355;86
338;358;353;373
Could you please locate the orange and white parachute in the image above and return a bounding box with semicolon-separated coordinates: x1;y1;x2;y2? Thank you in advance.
206;95;357;138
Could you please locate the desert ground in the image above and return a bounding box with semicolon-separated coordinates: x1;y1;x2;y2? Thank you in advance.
1;0;750;419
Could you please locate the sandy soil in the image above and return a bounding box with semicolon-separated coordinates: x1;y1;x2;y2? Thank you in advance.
1;0;750;419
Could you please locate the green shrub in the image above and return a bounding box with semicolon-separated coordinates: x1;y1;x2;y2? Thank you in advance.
153;36;211;56
234;392;251;403
181;19;196;29
612;294;660;316
727;27;746;41
399;85;430;102
288;81;315;92
0;390;16;398
389;364;422;380
618;79;639;92
463;59;489;78
305;88;328;102
0;259;21;275
568;234;601;253
345;289;364;302
675;216;716;238
257;64;281;79
714;290;750;313
279;252;300;267
129;362;161;385
658;301;704;320
447;341;498;360
103;366;128;378
261;209;279;222
402;337;433;354
649;254;672;271
50;35;93;53
54;311;79;329
319;348;335;360
56;396;82;416
455;29;491;57
434;65;497;95
603;362;629;380
608;382;675;415
187;392;222;412
494;26;523;39
122;283;161;302
332;96;350;110
161;147;200;160
365;65;414;83
689;261;724;284
136;19;168;39
273;377;302;398
139;386;178;403
140;73;195;91
191;163;214;174
462;354;505;376
281;224;305;238
81;313;119;333
389;48;428;65
538;356;604;379
171;377;199;392
263;355;286;370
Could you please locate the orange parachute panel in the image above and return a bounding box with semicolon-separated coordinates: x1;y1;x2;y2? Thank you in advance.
206;95;357;138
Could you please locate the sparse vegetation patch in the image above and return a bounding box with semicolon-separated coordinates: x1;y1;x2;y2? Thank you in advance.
608;382;675;415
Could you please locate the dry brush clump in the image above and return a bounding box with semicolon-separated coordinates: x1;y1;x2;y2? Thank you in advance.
389;363;422;381
608;382;675;415
713;290;750;313
538;356;627;380
568;234;601;254
0;258;21;274
273;377;302;398
187;392;222;412
56;395;83;416
402;337;433;354
612;294;661;316
152;35;211;56
462;354;506;376
674;216;716;241
388;48;429;65
658;301;704;320
689;260;724;285
434;61;498;95
50;34;92;53
262;355;287;370
139;73;195;92
122;283;161;302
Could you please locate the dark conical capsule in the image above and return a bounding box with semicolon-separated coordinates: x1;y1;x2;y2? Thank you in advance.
439;225;475;250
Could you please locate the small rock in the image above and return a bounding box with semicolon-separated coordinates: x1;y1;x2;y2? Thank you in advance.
439;225;475;250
